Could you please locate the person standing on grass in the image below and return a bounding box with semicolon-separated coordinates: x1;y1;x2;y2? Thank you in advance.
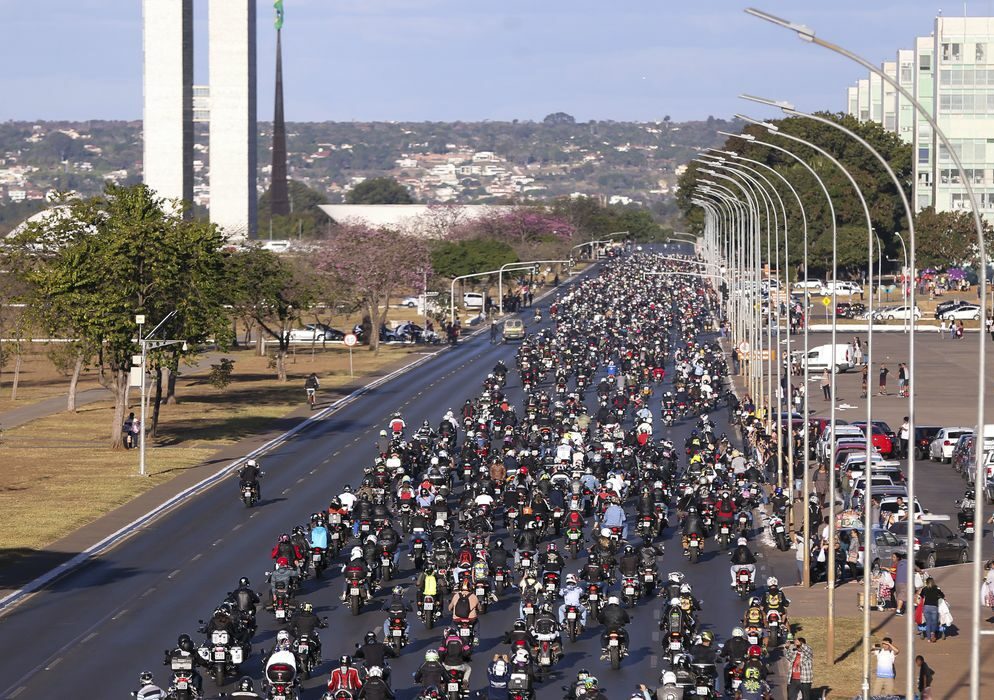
878;364;889;395
821;368;831;401
785;637;813;700
871;637;899;696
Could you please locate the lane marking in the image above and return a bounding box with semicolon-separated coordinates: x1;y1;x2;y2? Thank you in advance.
112;609;129;620
282;488;290;495
45;657;62;670
81;632;98;643
191;553;202;562
9;687;25;697
212;539;223;547
167;569;181;579
141;587;156;598
231;524;243;532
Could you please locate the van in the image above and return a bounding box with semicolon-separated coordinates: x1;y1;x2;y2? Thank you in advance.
821;280;862;297
795;343;853;374
502;318;525;341
463;292;484;309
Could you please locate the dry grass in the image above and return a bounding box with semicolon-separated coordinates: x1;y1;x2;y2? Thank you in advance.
791;615;887;699
0;344;421;556
0;343;104;415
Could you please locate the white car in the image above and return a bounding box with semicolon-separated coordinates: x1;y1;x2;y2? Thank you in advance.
929;427;973;463
287;323;345;343
400;296;420;308
463;292;484;309
793;279;823;290
941;304;981;321
878;305;922;321
821;281;861;297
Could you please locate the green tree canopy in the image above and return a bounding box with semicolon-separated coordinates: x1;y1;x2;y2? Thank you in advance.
913;206;992;269
346;177;415;205
258;179;330;239
430;238;518;279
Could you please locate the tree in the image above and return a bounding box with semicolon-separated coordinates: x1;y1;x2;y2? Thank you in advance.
456;209;575;245
258;179;330;239
543;112;576;126
913;206;991;268
19;184;229;448
316;224;431;352
346;177;414;205
223;247;316;381
430;239;518;279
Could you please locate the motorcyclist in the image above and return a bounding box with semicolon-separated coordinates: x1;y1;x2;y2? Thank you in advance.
414;650;447;692
502;618;536;647
763;577;790;615
729;537;757;587
289;602;326;664
341;546;370;602
355;631;399;681
327;655;363;695
540;542;566;575
377;518;402;569
163;634;209;695
382;585;413;640
956;489;977;530
533;604;564;662
507;648;536;695
268;557;298;606
448;581;481;641
655;670;683;700
688;631;718;683
487;654;511;700
134;671;165;700
358;665;394;700
415;564;441;610
229;676;263;699
720;626;751;689
681;506;706;554
309;518;329;552
597;595;630;657
238;459;262;499
271;533;301;563
601;497;628;539
439;627;473;683
618;544;640;577
558;573;588;628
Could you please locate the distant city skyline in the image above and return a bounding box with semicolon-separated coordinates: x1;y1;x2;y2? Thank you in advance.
4;1;993;122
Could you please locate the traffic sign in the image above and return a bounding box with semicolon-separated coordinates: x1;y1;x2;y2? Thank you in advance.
821;296;831;307
344;333;358;347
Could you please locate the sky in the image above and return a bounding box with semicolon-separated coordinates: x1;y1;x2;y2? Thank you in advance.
3;0;993;123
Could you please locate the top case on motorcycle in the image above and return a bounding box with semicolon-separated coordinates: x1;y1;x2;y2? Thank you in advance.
266;650;297;683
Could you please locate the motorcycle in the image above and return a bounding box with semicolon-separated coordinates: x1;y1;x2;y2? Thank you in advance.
542;571;560;604
517;550;535;576
378;546;395;583
766;609;787;646
200;628;246;688
690;665;718;699
387;613;408;651
419;594;439;630
735;567;754;600
444;666;467;700
474;579;491;614
564;604;583;643
521;598;538;630
164;653;199;700
294;633;318;679
769;515;789;551
604;628;627;670
346;577;367;616
585;583;602;620
716;522;732;550
565;527;583;559
640;566;657;598
272;585;294;623
493;566;510;596
535;637;559;680
410;534;428;570
636;515;656;544
311;547;327;579
621;575;641;608
687;533;702;563
665;630;686;665
241;481;260;508
265;651;297;700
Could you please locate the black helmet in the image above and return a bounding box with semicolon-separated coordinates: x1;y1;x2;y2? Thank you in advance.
238;576;250;588
624;544;635;554
365;631;377;645
177;634;193;653
139;671;154;685
513;619;526;631
340;655;352;667
238;677;254;692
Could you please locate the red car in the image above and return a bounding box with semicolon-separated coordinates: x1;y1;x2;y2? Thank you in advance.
852;421;894;456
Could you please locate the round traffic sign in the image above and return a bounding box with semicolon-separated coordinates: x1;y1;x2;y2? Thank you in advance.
344;333;358;347
821;296;831;307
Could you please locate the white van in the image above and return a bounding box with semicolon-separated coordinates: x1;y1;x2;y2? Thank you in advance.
795;343;853;373
821;280;861;297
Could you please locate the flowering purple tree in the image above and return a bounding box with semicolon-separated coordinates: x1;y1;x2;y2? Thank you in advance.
452;208;576;244
316;222;431;352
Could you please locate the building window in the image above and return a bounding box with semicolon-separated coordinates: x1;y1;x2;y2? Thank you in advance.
900;65;913;83
942;43;962;62
920;54;932;71
978;43;987;63
919;147;930;165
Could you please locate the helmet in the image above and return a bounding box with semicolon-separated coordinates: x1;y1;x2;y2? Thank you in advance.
276;556;290;567
514;619;526;631
767;576;779;588
749;596;762;607
600;527;612;538
279;533;290;543
238;576;250;588
350;546;363;560
177;634;193;652
732;627;744;638
566;573;578;585
607;595;620;606
301;602;313;613
365;631;377;645
246;459;257;468
774;487;783;496
368;666;383;678
737;537;748;546
339;655;352;667
292;526;304;536
547;543;557;552
277;630;290;643
514;649;530;664
139;671;154;685
662;671;677;685
680;583;691;594
748;644;763;658
392;585;404;596
344;484;352;493
238;677;254;692
701;631;714;642
425;650;440;662
624;544;634;554
495;539;504;548
669;597;681;607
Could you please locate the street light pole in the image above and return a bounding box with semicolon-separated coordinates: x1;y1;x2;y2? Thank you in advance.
135;312;185;477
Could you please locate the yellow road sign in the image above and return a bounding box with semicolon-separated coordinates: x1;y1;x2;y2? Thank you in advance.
821;296;831;307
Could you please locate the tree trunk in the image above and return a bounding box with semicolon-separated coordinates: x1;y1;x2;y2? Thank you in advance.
10;346;21;401
150;365;164;438
368;300;380;354
276;351;287;382
67;350;84;412
101;367;130;449
256;333;266;357
166;366;178;404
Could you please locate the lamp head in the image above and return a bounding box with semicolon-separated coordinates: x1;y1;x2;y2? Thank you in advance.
744;8;815;41
739;94;795;111
733;114;779;132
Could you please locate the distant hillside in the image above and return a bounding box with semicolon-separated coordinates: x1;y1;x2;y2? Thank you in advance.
0;115;739;233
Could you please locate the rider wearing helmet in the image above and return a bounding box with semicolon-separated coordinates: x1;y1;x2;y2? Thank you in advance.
730;537;757;587
596;595;630;658
359;664;394;700
238;459;262;499
558;573;588;628
340;546;370;603
327;655;363;694
355;630;399;682
414;650;446;693
689;631;719;683
163;634;208;694
720;626;752;689
382;585;413;639
618;544;640;577
656;670;682;700
229;676;262;699
763;577;790;614
134;671;165;700
289;601;326;663
539;542;565;574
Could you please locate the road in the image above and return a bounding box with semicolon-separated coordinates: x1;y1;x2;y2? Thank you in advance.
0;266;793;700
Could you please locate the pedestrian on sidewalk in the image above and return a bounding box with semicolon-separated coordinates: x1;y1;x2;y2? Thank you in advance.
860;365;868;398
813;464;829;507
893;553;909;616
793;531;807;586
920;577;945;642
785;637;814;700
939;318;948;336
916;654;934;698
731;347;740;375
899;417;910;459
986;314;994;341
852;336;864;366
981;560;994;615
878;364;889;395
871;637;899;696
898;363;908;397
820;368;831;401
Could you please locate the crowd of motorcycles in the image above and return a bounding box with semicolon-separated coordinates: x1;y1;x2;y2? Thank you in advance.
133;252;791;700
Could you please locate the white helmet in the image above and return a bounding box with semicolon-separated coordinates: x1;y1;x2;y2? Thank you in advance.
662;671;677;685
732;627;744;638
737;537;748;546
367;666;383;678
668;572;683;583
246;459;258;468
277;630;290;642
607;596;620;606
669;597;681;606
600;528;612;538
767;576;779;587
350;546;363;560
514;649;530;664
680;583;691;594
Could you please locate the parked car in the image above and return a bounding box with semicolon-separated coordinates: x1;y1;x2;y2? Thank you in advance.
912;426;942;460
934;298;973;319
887;520;970;568
874;305;922;321
821;280;862;296
463;292;485;309
929;427;973;463
835;302;867;319
400;295;420;308
793;278;823;290
795;343;854;374
940;303;981;321
288;323;345;343
838;526;905;572
851;421;895;456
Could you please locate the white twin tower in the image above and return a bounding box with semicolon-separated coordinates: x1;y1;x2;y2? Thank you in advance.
143;0;257;239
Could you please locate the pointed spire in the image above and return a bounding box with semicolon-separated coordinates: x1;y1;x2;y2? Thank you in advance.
270;27;290;217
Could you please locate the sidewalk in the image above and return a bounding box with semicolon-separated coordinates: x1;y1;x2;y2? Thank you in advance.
783;563;994;699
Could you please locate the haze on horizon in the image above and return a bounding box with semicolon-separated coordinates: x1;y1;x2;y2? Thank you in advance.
0;0;977;123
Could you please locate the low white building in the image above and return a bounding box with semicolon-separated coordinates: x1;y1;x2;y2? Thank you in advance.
318;204;517;238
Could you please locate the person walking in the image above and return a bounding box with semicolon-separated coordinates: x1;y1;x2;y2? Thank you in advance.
793;531;807;586
852;337;864;366
986;314;994;341
871;637;899;696
785;637;814;700
920;577;945;643
955;320;965;339
821;368;831;401
490;320;499;344
813;464;829;507
938;318;947;337
878;364;889;396
916;654;935;698
860;365;869;398
731;347;740;375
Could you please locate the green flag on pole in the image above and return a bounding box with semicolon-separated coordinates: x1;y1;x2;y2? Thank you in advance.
274;0;284;30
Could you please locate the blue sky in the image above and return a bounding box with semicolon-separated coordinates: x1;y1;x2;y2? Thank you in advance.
1;1;987;122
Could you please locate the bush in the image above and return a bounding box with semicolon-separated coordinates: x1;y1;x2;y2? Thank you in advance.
208;358;235;389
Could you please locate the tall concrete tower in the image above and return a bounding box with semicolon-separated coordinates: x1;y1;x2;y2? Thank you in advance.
142;0;193;210
209;0;257;239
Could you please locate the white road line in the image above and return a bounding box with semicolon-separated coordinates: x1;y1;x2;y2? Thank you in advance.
282;488;290;495
112;608;129;620
191;553;203;562
81;632;98;643
167;569;181;579
250;512;259;518
9;686;25;697
45;657;62;670
212;538;223;546
297;477;305;484
231;524;243;532
140;587;156;598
